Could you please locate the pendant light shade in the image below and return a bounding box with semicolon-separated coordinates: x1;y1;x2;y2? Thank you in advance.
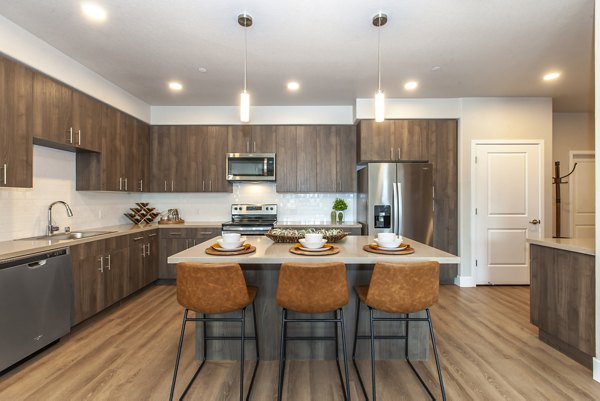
238;13;252;123
373;13;387;123
240;90;250;123
375;89;385;122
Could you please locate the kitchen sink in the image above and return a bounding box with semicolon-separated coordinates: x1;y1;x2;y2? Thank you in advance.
15;230;116;241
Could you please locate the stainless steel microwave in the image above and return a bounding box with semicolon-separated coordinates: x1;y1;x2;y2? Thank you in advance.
226;153;276;181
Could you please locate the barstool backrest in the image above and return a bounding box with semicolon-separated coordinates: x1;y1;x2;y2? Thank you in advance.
276;262;349;313
366;261;439;314
176;262;251;314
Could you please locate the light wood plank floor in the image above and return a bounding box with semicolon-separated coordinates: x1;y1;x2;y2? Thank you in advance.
1;285;600;400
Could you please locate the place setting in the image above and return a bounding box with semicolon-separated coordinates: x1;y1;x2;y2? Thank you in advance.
289;233;340;256
363;233;415;255
205;233;256;255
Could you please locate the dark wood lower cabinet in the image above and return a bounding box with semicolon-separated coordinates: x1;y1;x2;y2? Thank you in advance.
158;227;221;279
71;232;158;325
530;244;595;367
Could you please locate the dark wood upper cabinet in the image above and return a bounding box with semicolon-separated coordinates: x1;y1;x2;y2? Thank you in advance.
357;119;429;163
336;125;356;192
296;126;318;192
32;72;73;146
0;56;33;188
316;126;337;192
275;126;298;192
204;126;231;192
227;125;276;153
227;125;252;153
71;91;102;152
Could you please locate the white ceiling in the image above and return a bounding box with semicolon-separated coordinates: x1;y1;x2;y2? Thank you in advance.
0;0;594;112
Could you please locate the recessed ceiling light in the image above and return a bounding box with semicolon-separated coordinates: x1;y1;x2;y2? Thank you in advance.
81;2;107;22
287;81;300;91
168;81;183;91
404;81;418;90
431;66;441;71
198;67;208;73
543;71;561;81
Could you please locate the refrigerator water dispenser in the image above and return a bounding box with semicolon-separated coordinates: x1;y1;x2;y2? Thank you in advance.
374;205;391;228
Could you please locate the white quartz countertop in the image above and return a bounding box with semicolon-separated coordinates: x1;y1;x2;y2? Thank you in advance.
528;237;595;256
168;235;459;265
274;221;362;228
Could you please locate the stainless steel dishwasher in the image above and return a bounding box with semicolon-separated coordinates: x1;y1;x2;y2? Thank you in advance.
0;248;72;372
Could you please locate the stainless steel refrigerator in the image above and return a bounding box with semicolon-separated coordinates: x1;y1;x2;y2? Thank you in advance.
357;163;434;245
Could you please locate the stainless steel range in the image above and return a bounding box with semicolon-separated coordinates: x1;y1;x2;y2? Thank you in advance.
221;204;277;235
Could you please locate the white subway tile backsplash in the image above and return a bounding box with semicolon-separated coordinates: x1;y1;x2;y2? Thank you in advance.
1;146;355;241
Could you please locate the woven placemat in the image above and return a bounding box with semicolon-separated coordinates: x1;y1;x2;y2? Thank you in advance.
205;243;256;256
362;244;415;255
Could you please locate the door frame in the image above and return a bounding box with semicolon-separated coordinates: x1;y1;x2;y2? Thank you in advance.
569;150;595;238
471;139;545;285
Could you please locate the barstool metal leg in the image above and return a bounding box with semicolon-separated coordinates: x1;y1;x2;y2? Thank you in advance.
245;300;260;401
277;309;287;401
339;308;351;401
426;308;446;401
369;307;377;401
352;298;369;400
239;308;246;401
169;309;189;401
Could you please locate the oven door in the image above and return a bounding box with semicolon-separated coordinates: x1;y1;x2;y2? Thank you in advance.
226;153;276;181
221;223;273;236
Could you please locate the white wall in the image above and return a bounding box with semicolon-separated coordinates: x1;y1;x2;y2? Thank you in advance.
0;15;150;122
356;96;554;284
553;113;595;238
151;105;354;125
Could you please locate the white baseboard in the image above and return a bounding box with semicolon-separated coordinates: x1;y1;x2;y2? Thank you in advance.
594;358;600;382
453;275;476;287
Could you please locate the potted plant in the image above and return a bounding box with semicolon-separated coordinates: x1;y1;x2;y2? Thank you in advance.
331;198;348;224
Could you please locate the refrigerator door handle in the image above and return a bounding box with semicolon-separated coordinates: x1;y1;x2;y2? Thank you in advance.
392;182;399;234
397;182;403;236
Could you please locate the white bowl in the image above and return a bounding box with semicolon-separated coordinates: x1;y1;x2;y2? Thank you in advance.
218;238;245;250
374;238;402;248
299;238;327;249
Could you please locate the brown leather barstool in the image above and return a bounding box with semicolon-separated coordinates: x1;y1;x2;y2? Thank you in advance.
276;262;351;401
169;263;260;401
352;261;445;401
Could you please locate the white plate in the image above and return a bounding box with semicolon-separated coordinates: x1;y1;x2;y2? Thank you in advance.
213;245;245;252
374;244;408;251
299;246;331;252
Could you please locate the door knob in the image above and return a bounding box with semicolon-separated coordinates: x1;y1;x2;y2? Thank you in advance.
529;219;540;225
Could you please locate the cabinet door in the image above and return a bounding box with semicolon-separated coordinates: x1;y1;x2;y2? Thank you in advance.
394;120;428;160
71;91;101;152
0;57;33;188
128;234;146;295
160;238;191;279
296;126;317;192
103;236;129;307
144;231;159;285
275;126;297;192
316;126;337;192
32;72;73;146
130;119;149;192
251;125;277;153
357;120;393;162
118;112;134;191
227;125;252;153
204;126;231;192
71;240;105;325
149;126;169;192
336;125;356;192
100;105;122;191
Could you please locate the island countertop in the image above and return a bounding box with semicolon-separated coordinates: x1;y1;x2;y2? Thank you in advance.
528;237;595;256
168;235;459;265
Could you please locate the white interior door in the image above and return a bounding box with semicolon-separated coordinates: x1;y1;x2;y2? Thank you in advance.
569;151;595;238
474;143;543;285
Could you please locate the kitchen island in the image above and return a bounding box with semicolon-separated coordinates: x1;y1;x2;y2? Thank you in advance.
529;237;595;368
168;235;459;361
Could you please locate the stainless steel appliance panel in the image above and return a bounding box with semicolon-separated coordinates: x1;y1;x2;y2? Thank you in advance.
226;153;276;181
0;249;72;372
365;163;396;236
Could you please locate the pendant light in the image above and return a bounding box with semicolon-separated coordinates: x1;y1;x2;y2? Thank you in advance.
373;13;388;122
239;13;252;123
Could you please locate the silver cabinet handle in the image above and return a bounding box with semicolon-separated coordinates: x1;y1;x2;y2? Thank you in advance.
202;181;205;191
164;180;167;192
169;232;183;236
146;242;151;256
209;180;212;192
193;240;196;246
198;232;213;235
139;179;143;192
105;254;111;270
185;239;189;248
148;233;157;237
119;177;123;191
397;147;401;160
171;180;174;192
141;243;146;257
77;129;81;146
253;141;256;152
68;127;73;144
246;141;250;153
133;236;144;241
1;163;6;185
98;256;104;273
124;178;128;191
390;148;393;160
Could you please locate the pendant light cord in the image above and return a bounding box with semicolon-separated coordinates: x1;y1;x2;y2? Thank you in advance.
244;24;248;92
377;20;381;92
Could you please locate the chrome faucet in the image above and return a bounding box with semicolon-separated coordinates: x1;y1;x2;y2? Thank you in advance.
48;201;74;236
